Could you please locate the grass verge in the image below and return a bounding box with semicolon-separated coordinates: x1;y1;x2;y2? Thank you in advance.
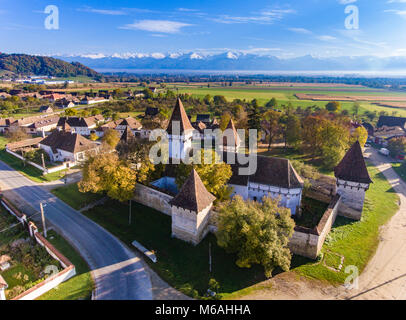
37;230;94;300
50;183;104;210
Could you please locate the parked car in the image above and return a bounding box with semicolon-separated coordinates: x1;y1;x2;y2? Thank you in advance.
379;148;390;156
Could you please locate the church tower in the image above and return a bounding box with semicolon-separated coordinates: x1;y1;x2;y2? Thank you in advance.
166;98;193;160
334;141;373;220
219;118;241;153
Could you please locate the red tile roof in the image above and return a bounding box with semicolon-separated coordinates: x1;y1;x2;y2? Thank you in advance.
166;98;193;135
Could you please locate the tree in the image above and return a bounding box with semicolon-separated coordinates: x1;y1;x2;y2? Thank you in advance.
6;128;29;142
387;137;406;158
248;100;261;135
89;133;99;141
213;95;227;105
65;108;77;116
265;98;278;109
78;153;136;202
175;149;232;201
262;110;281;150
285;114;302;149
102;128;120;149
219;112;232;131
319;122;350;169
143;88;154;99
216;196;295;278
352;102;360;117
350;126;368;148
325;101;341;112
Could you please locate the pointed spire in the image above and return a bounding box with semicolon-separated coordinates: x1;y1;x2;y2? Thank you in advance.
120;126;135;143
334;141;372;184
166;98;193;135
169;169;216;213
223;118;240;147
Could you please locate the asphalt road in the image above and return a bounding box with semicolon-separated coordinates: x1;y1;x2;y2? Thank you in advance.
0;160;152;300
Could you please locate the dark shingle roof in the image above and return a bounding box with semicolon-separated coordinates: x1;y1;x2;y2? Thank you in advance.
57;117;95;128
334;141;372;184
40;130;98;154
169;169;216;213
377;116;406;129
196;114;211;123
223;152;304;188
145;107;159;117
166;98;193;135
120;126;135;143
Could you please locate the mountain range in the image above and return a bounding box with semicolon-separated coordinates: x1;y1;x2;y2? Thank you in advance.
55;52;406;73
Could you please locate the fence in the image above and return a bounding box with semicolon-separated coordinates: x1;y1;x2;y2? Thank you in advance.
5;148;73;174
0;196;76;300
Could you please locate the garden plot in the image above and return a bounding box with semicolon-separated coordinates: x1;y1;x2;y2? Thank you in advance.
0;208;60;299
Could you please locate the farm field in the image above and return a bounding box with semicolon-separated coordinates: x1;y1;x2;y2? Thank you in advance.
172;84;406;117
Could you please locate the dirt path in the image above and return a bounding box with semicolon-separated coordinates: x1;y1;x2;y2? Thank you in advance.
240;147;406;300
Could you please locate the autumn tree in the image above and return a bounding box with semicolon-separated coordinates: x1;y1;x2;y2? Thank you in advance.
319;122;350;169
78;153;137;202
102;128;120;149
349;126;368;147
216;196;295;278
175;149;232;202
219;112;232;131
6;128;29;142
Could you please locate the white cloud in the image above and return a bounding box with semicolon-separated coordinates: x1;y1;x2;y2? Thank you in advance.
178;8;199;12
120;20;192;34
317;35;337;41
78;7;127;15
211;8;295;24
384;9;406;17
288;27;312;34
338;0;357;4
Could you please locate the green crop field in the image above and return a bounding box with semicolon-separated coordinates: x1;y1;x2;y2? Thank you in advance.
170;84;406;117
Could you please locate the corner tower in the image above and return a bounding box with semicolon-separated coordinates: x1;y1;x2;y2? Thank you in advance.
334;141;372;220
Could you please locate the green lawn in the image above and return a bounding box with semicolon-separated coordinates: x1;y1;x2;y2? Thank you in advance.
37;230;94;300
50;183;104;210
0;136;64;183
392;162;406;182
81;199;266;299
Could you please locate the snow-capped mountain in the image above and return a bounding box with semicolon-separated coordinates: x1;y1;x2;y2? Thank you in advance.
54;52;406;72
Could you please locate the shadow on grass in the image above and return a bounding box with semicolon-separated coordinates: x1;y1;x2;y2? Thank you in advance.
83;199;267;297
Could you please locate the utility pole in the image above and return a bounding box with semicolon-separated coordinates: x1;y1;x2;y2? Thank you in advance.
41;153;46;170
40;202;47;238
209;242;212;273
129;199;132;225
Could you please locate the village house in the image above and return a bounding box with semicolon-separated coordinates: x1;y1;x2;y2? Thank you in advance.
0;275;7;301
0;118;14;133
80;96;109;105
39;105;54;113
39;130;99;164
0;255;11;271
57;116;102;136
25;115;59;135
114;117;143;136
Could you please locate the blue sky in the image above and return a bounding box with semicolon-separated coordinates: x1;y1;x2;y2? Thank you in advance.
0;0;406;58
